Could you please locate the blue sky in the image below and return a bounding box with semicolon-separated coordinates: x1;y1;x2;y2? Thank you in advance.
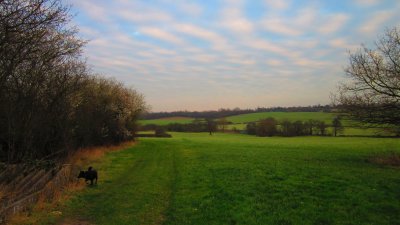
66;0;400;112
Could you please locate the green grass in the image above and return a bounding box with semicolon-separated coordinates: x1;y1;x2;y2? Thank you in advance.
43;133;399;225
139;117;194;125
226;112;336;124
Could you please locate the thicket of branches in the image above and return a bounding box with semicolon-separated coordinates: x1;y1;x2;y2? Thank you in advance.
335;27;400;134
0;0;146;163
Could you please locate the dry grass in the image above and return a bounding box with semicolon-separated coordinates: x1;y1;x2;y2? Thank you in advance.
7;141;135;225
0;184;6;201
66;141;135;167
368;151;400;167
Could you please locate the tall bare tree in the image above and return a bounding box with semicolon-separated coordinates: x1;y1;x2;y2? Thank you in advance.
334;27;400;134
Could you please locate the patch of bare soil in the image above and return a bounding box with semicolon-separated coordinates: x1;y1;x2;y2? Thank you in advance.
368;152;400;167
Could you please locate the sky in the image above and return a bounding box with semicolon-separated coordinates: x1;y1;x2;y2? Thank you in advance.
66;0;400;112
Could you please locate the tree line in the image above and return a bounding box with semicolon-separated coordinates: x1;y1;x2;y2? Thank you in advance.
139;117;346;137
246;117;343;137
142;105;332;120
140;118;218;134
0;0;146;163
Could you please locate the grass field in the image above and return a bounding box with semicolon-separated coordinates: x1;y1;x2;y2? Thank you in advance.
225;112;336;124
139;117;194;125
34;133;400;225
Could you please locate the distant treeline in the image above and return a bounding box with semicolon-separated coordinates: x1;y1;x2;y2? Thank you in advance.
141;119;219;133
245;118;336;137
139;117;343;137
0;1;146;163
142;105;332;120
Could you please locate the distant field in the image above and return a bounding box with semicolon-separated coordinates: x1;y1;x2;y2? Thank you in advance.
139;112;391;136
139;117;194;125
140;112;337;126
226;112;336;124
40;133;400;225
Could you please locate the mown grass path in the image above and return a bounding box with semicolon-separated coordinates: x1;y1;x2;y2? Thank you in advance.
58;140;179;225
51;133;400;225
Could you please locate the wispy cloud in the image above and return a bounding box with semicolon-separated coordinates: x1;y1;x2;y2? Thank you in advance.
173;23;229;50
67;0;400;111
318;14;349;35
264;0;291;11
220;0;255;34
354;0;380;7
261;18;302;36
139;27;184;45
358;10;396;35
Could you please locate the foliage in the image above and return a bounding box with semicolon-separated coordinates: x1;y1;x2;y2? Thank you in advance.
246;119;329;137
0;0;146;163
332;116;344;137
256;117;278;136
155;127;172;137
216;117;230;132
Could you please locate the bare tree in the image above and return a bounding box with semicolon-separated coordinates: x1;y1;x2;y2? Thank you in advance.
315;121;327;136
206;118;217;135
334;27;400;133
0;0;146;163
217;117;229;132
332;116;344;137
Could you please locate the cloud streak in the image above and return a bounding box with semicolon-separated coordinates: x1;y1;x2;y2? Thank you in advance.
67;0;400;111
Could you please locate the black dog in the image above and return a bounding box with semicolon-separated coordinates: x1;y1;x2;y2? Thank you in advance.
78;166;98;185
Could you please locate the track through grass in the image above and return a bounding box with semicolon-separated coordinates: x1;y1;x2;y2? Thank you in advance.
43;133;400;225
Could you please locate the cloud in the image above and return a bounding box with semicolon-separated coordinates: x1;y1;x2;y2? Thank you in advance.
318;14;349;35
261;18;302;36
294;7;318;27
68;0;400;111
358;10;396;35
354;0;380;7
219;0;255;34
120;11;172;23
329;38;358;51
139;27;184;45
264;0;290;11
178;2;203;16
266;59;284;66
260;7;318;36
221;16;254;34
71;0;110;23
173;23;229;50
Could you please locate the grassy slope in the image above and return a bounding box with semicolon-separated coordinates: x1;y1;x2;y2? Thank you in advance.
47;133;399;225
226;112;336;124
139;117;194;125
